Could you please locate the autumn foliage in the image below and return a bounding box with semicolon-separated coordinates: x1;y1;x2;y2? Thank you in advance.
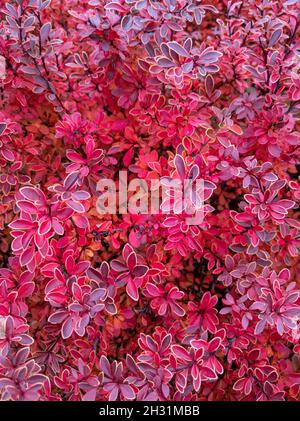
0;0;300;401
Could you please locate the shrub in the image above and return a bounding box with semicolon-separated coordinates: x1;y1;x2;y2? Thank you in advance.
0;0;299;401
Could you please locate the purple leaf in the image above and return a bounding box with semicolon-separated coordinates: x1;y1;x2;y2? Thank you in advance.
174;154;186;180
21;66;38;75
120;384;135;400
168;41;190;58
0;123;7;135
40;22;52;44
157;58;174;68
62;317;73;339
23;16;35;28
121;15;133;31
132;265;148;278
269;29;282;47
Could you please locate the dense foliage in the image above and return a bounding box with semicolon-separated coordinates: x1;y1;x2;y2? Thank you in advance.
0;0;299;401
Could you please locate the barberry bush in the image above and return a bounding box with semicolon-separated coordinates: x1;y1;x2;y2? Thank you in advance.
0;0;300;402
